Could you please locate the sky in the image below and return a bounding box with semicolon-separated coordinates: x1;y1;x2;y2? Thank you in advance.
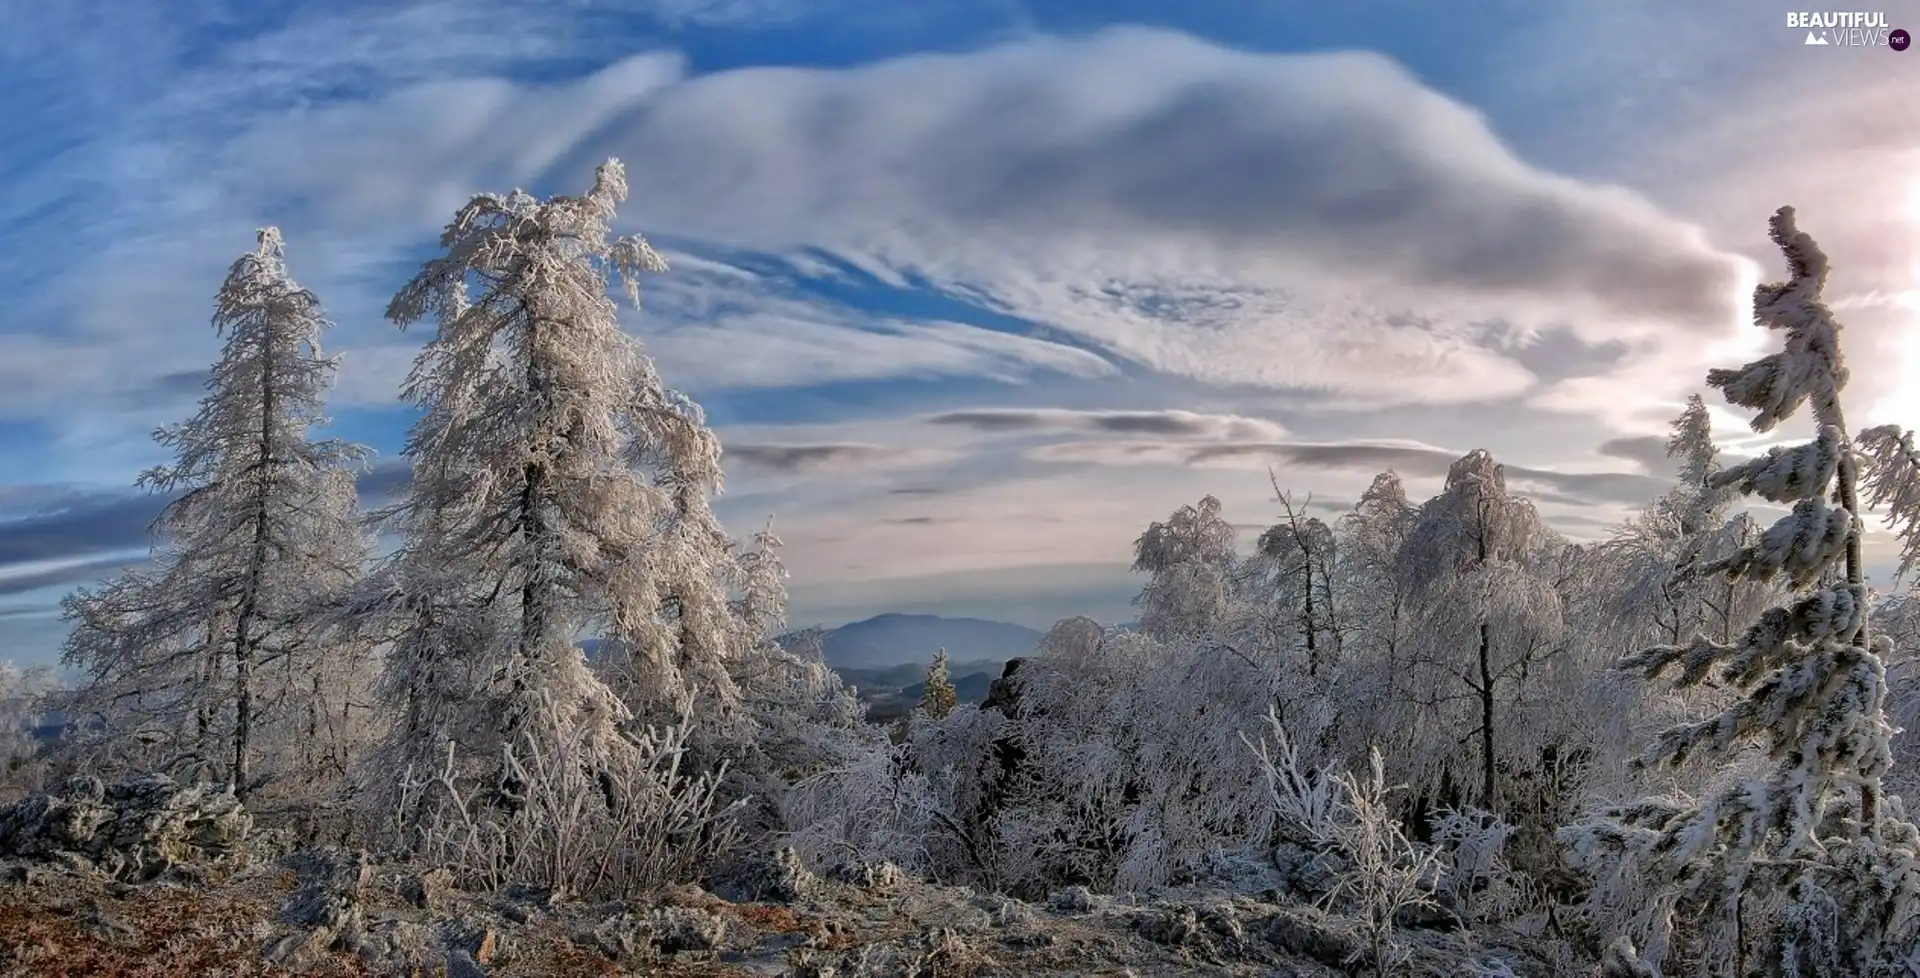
1;0;1917;667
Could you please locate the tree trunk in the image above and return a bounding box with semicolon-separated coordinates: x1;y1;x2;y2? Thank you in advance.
1303;563;1319;678
231;338;278;799
1478;620;1496;811
1832;412;1879;826
513;313;554;735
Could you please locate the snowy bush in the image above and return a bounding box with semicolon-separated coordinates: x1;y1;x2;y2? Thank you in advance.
393;720;742;899
1246;708;1442;978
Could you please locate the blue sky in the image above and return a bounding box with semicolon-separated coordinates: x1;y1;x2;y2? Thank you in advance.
2;0;1917;666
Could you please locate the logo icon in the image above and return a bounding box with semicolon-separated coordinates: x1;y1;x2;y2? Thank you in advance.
1892;27;1912;50
1805;29;1831;44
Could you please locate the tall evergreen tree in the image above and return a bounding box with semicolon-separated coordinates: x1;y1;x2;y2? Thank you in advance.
1565;207;1919;975
61;229;371;799
920;649;959;721
363;160;743;880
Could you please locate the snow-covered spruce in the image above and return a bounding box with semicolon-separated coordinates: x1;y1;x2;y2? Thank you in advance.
59;229;374;802
1562;206;1919;976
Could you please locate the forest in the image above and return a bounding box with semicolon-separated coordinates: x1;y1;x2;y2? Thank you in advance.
1;163;1917;977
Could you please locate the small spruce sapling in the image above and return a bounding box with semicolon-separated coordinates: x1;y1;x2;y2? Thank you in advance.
921;649;959;721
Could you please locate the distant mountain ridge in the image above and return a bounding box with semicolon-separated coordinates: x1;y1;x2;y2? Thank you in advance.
785;613;1043;670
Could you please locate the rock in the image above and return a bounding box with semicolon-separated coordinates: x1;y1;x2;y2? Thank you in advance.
826;858;907;892
280;848;373;929
1271;842;1344;896
981;658;1027;715
444;949;486;978
1262;911;1360;969
972;893;1035;930
1134;906;1204;947
0;773;250;880
396;866;456;911
581;906;727;966
1047;885;1097;913
709;845;816;903
653;906;727;956
268;848;376;970
343;917;436;974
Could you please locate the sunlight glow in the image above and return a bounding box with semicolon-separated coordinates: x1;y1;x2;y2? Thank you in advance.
1862;183;1920;426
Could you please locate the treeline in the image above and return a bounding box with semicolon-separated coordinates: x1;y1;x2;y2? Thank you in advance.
5;186;1919;975
789;207;1920;975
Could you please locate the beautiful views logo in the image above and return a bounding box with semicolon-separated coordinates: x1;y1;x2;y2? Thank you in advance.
1787;10;1907;47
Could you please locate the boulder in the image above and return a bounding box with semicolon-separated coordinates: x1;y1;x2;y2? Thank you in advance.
0;773;250;879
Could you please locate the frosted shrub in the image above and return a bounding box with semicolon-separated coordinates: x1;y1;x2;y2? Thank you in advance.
782;746;950;877
1246;708;1442;978
395;721;742;899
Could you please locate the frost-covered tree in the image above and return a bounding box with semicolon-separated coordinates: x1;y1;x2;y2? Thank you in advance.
1564;207;1919;976
730;523;869;765
60;229;371;800
0;662;59;798
1234;482;1340;677
1396;450;1565;813
730;519;789;648
1331;473;1420;762
362;161;740;892
1131;495;1238;641
1599;397;1770;650
920;649;958;721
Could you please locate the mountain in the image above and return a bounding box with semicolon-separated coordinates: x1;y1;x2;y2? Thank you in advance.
792;613;1043;670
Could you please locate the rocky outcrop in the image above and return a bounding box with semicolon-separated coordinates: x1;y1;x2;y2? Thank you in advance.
0;773;250;879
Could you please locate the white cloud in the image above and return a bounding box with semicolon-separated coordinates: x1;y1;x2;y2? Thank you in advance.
156;28;1749;414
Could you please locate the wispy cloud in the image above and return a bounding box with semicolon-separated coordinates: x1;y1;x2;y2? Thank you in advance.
925;408;1287;440
724;442;953;474
1030;436;1666;507
2;2;1909;662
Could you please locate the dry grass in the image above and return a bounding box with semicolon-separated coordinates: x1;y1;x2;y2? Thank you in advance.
0;870;368;978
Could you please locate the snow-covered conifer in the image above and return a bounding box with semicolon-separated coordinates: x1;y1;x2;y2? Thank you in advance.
920;649;958;720
60;229;372;800
362;162;741;892
1564;207;1917;975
